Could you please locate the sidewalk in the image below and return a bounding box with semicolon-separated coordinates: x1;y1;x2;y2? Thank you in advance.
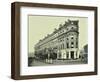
30;59;87;66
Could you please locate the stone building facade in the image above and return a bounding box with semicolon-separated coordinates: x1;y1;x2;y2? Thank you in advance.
34;19;79;60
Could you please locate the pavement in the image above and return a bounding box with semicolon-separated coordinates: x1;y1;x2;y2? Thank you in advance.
30;59;87;66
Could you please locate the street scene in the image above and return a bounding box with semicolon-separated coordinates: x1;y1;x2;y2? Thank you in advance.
28;18;88;66
29;58;87;66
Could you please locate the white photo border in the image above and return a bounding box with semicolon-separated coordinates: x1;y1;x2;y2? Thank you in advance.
20;6;95;76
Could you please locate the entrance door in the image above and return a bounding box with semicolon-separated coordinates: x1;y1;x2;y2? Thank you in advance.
71;51;74;59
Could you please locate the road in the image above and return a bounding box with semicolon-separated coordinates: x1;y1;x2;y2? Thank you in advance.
30;59;87;66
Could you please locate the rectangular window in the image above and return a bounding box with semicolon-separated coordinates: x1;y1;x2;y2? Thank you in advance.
67;43;69;48
71;42;74;44
76;42;78;48
66;52;69;58
61;45;62;49
62;44;64;49
71;46;74;48
71;42;74;48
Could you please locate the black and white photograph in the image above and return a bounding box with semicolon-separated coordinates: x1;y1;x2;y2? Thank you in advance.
28;15;88;66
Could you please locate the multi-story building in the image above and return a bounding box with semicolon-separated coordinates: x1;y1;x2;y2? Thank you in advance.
34;19;79;60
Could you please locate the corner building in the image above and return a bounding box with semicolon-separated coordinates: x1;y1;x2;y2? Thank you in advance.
34;19;79;60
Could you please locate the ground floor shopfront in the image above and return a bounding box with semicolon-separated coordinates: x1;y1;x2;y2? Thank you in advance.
57;49;79;60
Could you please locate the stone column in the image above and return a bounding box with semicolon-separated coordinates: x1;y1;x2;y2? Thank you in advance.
57;52;59;59
68;51;71;59
77;50;80;59
74;51;76;59
57;50;60;59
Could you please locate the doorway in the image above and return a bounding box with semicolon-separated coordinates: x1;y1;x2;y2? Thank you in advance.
71;51;74;59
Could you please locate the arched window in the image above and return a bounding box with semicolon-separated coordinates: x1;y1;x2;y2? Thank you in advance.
71;37;74;39
71;42;74;48
71;27;74;29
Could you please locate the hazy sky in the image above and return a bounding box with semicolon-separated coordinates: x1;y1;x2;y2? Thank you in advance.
28;15;88;53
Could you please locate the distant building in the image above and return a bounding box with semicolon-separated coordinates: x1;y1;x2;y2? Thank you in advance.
34;19;79;60
79;44;88;62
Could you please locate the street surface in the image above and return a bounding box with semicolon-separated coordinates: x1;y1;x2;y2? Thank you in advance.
30;59;87;66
